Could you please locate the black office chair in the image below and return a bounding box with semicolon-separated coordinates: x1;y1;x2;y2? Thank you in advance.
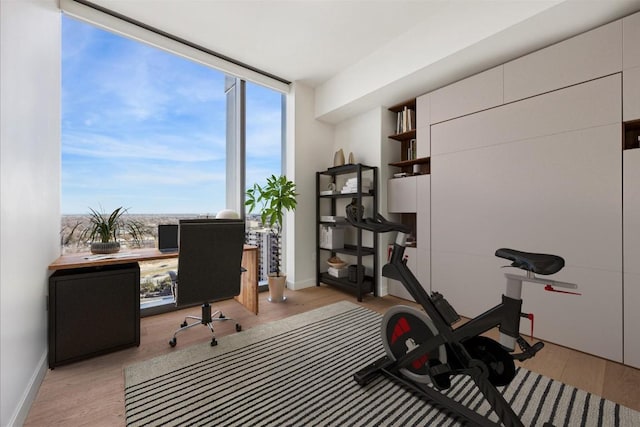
168;218;245;347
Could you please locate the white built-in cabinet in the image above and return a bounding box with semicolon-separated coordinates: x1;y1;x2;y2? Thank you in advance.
624;12;640;122
431;75;622;362
430;66;503;124
386;97;431;300
624;67;640;121
384;11;640;365
624;149;640;369
622;11;640;369
388;176;416;213
415;94;430;158
503;20;622;104
387;174;430;300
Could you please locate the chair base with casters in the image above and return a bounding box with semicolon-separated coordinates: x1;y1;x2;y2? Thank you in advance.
169;302;241;347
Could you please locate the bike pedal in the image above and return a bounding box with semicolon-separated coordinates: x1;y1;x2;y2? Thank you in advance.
513;339;545;361
429;362;452;390
429;362;451;376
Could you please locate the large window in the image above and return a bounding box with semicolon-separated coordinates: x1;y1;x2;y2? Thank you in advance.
61;15;284;310
245;81;284;192
62;15;229;216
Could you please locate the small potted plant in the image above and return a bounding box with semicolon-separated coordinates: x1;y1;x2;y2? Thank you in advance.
81;206;146;254
245;175;297;302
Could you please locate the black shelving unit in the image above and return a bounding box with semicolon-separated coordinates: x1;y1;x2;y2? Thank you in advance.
316;163;378;301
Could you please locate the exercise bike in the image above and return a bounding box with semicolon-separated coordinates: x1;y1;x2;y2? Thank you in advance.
346;203;579;427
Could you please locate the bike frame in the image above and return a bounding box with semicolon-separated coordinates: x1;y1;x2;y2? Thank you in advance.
349;209;579;427
384;231;576;369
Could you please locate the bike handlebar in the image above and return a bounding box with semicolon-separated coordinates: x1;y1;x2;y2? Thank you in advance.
345;200;412;233
346;212;412;234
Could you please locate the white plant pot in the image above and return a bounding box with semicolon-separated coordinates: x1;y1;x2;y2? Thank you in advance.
268;274;287;302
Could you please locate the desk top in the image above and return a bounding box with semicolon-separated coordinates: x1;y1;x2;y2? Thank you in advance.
49;245;257;271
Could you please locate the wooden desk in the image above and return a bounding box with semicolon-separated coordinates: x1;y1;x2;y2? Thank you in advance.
47;246;258;368
48;245;259;315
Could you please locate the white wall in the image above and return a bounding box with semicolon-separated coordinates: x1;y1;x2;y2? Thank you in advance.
285;82;334;290
0;1;61;425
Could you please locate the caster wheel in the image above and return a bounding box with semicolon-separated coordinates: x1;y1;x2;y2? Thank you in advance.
211;338;218;347
181;321;188;328
169;338;177;347
236;323;242;332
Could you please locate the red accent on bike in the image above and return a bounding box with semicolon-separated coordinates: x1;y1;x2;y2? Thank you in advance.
390;317;411;345
412;354;428;370
544;284;581;296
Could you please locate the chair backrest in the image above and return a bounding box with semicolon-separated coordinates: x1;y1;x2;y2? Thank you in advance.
175;218;245;306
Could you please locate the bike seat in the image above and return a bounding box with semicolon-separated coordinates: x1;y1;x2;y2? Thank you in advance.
495;248;564;275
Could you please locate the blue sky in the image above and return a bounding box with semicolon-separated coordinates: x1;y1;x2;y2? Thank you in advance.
62;15;282;215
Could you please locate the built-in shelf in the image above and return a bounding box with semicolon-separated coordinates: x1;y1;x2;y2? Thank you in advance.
624;119;640;150
389;156;430;168
389;129;416;141
389;157;430;175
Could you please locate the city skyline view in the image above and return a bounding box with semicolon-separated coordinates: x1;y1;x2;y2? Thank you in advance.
61;15;283;215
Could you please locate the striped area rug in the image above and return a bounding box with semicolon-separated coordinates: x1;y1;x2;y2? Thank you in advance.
124;301;639;426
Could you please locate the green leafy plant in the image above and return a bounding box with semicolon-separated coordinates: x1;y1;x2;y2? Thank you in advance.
80;206;146;246
245;175;298;276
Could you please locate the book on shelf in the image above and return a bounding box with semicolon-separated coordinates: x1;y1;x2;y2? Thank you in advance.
396;106;416;134
407;138;417;161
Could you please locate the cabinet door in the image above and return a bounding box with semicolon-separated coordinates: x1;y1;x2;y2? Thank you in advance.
416;174;430;291
624;149;640;368
430;66;503;124
624;66;640;121
504;20;621;103
416;125;430;158
49;264;140;367
387;176;416;213
623;11;640;70
416;174;430;251
416;93;430;128
416;94;431;158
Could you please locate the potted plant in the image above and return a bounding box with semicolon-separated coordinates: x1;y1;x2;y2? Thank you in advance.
245;175;298;302
81;206;146;254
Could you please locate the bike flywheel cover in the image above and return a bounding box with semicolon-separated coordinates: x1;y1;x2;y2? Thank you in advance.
381;305;447;384
463;336;516;386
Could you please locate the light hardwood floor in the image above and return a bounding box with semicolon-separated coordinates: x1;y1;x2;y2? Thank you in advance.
25;286;640;426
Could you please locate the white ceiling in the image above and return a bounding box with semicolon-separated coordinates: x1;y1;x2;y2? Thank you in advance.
87;0;640;121
89;0;453;86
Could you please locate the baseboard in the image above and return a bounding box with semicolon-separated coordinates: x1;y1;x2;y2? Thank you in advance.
288;277;316;291
6;351;47;427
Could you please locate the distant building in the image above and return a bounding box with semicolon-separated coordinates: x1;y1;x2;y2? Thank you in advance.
245;228;280;283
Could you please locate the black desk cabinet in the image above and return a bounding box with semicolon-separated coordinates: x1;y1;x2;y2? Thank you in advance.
48;263;140;368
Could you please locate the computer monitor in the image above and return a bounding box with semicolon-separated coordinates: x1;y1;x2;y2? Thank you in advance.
158;224;179;253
